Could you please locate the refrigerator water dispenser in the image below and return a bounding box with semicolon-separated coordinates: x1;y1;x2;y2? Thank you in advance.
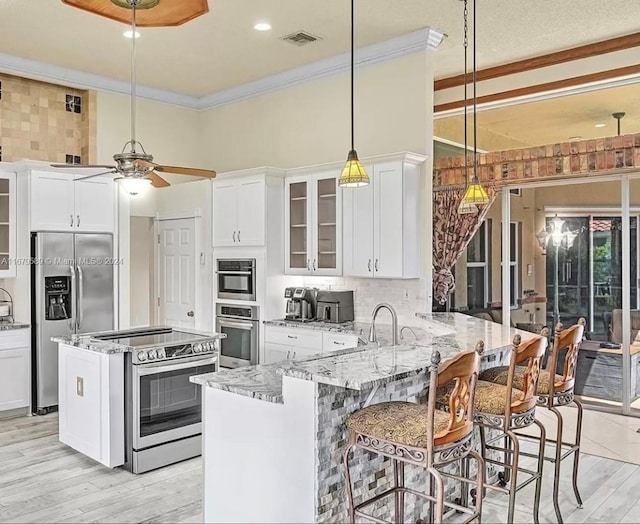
44;276;71;321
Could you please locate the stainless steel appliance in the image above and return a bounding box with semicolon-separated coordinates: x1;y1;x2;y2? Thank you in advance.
284;287;317;321
216;258;256;301
31;232;114;414
316;290;355;324
93;326;219;474
216;303;259;368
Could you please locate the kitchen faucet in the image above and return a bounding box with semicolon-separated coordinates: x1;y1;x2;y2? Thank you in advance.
368;303;398;346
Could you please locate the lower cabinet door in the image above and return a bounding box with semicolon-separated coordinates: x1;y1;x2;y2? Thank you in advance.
0;347;30;411
264;343;293;364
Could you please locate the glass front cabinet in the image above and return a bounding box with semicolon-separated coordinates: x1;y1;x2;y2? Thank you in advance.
285;171;342;276
0;169;16;278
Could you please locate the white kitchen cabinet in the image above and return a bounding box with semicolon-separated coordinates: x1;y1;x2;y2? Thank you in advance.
0;329;30;412
30;170;114;232
323;332;358;352
285;171;341;276
263;342;292;364
0;170;17;277
58;344;124;468
343;155;423;279
213;178;265;247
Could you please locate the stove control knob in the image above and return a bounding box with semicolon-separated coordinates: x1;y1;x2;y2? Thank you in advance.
148;350;157;360
157;348;166;359
138;351;147;362
194;343;202;353
203;342;211;351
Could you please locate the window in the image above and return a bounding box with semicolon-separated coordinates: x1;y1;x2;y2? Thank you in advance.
501;222;520;308
467;221;489;309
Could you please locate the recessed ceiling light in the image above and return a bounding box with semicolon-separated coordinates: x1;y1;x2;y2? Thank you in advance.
568;136;582;141
254;22;272;31
594;123;607;128
124;30;141;39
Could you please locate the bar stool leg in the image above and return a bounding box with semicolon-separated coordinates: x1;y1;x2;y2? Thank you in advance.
532;419;547;524
342;435;357;524
426;467;444;524
572;398;584;508
394;459;405;523
550;406;565;524
469;449;484;524
504;429;520;524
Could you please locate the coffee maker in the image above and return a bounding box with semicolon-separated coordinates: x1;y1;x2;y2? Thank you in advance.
284;287;317;321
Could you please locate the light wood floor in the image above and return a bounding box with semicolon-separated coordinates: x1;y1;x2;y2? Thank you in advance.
1;413;640;523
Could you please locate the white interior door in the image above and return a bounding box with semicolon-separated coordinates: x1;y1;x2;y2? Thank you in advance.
158;218;197;329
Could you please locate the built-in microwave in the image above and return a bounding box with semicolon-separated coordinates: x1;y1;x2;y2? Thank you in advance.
216;258;256;301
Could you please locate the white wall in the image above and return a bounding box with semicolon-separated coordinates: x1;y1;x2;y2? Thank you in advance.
129;217;154;327
199;53;431;173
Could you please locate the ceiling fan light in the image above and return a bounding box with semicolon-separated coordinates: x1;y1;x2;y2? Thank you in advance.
119;177;152;196
338;150;370;188
123;29;141;39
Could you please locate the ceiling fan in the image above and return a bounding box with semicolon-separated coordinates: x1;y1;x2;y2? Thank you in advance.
52;0;216;194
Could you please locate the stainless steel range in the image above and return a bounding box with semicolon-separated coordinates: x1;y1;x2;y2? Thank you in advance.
94;326;222;474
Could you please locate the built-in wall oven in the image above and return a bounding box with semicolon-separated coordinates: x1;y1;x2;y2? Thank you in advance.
216;303;259;368
216;258;256;301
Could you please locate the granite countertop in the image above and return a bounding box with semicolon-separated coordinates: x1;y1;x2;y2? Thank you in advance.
193;313;538;404
53;327;226;355
0;321;30;331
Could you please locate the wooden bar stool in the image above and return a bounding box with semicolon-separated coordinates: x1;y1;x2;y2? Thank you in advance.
480;320;585;523
441;334;548;524
343;348;484;524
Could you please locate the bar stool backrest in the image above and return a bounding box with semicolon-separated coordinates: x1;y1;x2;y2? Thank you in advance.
546;318;586;399
429;344;481;448
505;335;548;419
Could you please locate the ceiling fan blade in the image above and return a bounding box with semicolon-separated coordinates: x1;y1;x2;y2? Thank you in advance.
74;171;117;182
51;164;116;169
153;164;217;178
145;171;171;188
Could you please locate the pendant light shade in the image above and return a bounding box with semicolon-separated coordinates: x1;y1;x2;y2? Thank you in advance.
339;150;369;187
458;0;489;212
338;0;369;188
461;176;490;205
119;176;152;196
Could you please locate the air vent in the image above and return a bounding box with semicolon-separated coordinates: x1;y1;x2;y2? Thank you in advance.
281;31;321;47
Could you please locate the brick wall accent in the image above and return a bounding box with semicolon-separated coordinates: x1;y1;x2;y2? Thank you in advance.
434;134;640;188
315;349;511;522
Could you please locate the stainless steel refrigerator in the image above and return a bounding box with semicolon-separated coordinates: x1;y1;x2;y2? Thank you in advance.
31;232;115;413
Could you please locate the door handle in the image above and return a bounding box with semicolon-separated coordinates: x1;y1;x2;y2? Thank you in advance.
287;334;298;339
313;259;316;271
368;259;371;272
187;311;194;317
70;215;74;228
76;266;84;330
77;215;80;228
306;259;310;271
286;350;291;360
68;265;76;331
238;230;241;243
233;231;237;243
375;259;379;272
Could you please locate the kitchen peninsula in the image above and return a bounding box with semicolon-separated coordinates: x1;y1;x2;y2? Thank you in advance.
53;326;224;473
191;313;537;523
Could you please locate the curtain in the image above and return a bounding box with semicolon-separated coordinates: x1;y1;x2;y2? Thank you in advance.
432;187;497;305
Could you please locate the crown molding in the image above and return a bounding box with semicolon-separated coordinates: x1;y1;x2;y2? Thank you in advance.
0;27;444;111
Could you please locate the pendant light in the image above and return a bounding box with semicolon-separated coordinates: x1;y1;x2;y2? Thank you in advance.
338;0;370;188
459;0;489;213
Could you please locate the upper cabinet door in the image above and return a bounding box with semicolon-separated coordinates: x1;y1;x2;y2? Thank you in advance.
74;178;114;232
285;179;311;274
237;179;265;246
213;182;238;247
30;171;75;231
313;173;342;275
0;172;16;277
342;169;374;278
374;162;404;278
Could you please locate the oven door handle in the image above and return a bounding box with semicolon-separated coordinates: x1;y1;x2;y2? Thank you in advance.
216;270;253;275
136;356;217;376
218;319;255;330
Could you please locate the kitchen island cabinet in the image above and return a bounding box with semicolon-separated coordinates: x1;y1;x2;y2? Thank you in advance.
0;325;31;414
192;313;536;523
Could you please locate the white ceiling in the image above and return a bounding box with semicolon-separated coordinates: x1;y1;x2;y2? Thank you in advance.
1;0;640;96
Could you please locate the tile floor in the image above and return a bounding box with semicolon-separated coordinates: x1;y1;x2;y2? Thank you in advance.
1;409;640;523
